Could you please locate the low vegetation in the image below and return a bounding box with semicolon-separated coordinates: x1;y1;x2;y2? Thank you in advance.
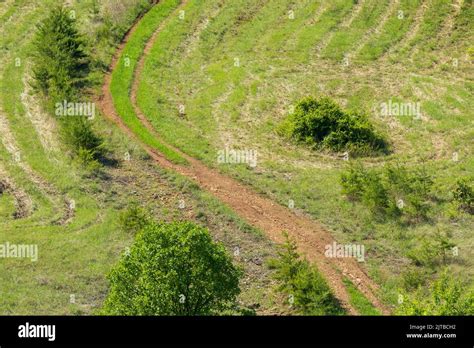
343;278;380;316
453;178;474;215
406;230;456;269
279;97;388;156
119;203;151;234
268;233;345;315
341;162;434;222
396;270;474;315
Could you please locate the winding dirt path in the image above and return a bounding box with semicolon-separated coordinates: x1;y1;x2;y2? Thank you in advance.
99;1;390;315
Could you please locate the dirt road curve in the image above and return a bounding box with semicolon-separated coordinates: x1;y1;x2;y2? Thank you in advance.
99;1;391;315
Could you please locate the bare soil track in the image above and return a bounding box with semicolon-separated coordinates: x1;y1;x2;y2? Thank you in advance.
99;1;391;315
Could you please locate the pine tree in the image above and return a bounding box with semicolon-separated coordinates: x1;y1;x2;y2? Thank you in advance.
32;6;90;103
32;7;103;164
269;233;345;315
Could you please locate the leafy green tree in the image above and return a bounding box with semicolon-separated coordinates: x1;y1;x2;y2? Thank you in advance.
396;270;474;315
269;233;345;315
102;221;242;315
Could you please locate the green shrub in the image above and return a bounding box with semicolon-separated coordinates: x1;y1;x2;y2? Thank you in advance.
268;233;345;315
361;170;393;218
340;162;434;222
453;178;474;214
279;97;387;156
62;117;105;163
340;161;368;201
118;204;150;234
385;165;433;219
401;267;428;291
76;148;101;173
396;270;474;315
102;221;242;315
406;231;456;268
32;6;90;104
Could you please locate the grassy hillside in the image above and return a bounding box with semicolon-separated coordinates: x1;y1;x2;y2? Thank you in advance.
135;0;473;306
0;0;284;315
0;0;472;315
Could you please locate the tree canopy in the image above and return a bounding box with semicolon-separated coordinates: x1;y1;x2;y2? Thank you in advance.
102;221;242;315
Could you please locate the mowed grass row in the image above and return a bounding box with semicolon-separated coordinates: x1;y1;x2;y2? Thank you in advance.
101;0;296;314
0;2;47;220
0;0;124;314
357;0;423;62
0;0;30;24
0;0;101;230
404;0;453;53
135;0;473;307
292;0;355;63
0;0;194;314
109;0;186;165
321;0;390;61
398;0;467;69
0;0;54;225
0;0;106;230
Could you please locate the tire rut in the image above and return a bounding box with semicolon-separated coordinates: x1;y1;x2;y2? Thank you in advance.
0;108;73;225
0;164;33;219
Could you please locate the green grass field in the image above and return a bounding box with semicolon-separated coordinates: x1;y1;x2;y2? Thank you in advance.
135;0;473;307
0;0;472;315
0;0;286;315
